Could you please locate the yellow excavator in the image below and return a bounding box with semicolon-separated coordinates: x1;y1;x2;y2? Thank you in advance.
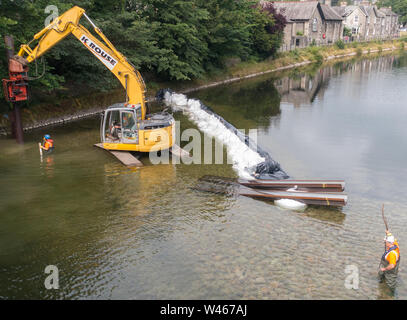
4;6;174;152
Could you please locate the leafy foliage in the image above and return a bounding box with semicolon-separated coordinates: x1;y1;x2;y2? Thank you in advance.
335;39;345;50
343;26;352;37
0;0;285;107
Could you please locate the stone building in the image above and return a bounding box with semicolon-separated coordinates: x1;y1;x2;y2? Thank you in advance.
379;7;399;39
359;5;385;40
267;1;343;51
263;0;399;51
334;1;399;41
320;4;344;44
332;4;368;41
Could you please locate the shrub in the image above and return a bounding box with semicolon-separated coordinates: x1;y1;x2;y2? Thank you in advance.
307;46;323;64
343;27;352;37
334;39;345;50
356;48;362;56
314;52;324;64
289;49;300;59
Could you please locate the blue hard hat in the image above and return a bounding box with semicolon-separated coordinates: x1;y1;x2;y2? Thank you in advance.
44;134;51;139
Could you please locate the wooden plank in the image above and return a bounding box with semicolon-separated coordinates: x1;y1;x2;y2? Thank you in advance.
94;143;143;167
170;143;192;159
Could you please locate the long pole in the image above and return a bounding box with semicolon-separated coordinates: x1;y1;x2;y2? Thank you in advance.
38;142;43;162
382;204;389;232
379;204;388;270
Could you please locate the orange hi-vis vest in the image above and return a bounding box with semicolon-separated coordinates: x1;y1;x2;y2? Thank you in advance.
44;139;54;150
383;240;400;265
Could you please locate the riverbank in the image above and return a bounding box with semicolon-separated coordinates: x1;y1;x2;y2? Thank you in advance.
1;38;406;135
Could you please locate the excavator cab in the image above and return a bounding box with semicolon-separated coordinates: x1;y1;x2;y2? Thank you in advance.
101;104;174;152
102;105;140;144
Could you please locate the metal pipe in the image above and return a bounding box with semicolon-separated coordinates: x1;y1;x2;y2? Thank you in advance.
82;12;97;29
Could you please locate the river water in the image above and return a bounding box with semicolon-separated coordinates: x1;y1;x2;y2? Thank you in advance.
1;54;406;299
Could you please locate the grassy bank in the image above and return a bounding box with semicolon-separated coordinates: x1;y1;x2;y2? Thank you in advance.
187;38;407;85
1;38;406;134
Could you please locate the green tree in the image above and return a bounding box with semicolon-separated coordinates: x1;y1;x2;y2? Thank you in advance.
1;0;285;107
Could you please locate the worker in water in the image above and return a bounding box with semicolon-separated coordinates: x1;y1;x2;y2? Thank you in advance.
40;134;54;153
378;230;400;290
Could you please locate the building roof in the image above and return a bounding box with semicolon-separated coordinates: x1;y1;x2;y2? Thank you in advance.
269;1;321;22
320;4;343;21
361;5;385;18
359;5;369;16
332;5;367;18
379;7;398;17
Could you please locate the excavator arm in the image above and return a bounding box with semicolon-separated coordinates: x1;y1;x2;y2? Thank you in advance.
15;6;148;119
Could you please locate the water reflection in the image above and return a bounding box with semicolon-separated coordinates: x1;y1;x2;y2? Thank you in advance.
191;55;407;131
276;55;406;108
191;80;282;130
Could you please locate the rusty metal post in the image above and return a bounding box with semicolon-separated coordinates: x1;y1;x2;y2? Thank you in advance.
4;35;24;144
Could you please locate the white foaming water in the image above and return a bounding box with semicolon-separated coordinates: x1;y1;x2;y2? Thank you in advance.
164;92;265;178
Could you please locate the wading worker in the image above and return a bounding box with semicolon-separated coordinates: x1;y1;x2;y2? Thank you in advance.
40;134;54;153
379;230;400;290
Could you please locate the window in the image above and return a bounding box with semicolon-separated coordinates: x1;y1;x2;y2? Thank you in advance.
134;105;142;120
312;18;318;32
104;110;121;142
121;111;136;130
354;15;359;24
121;111;138;141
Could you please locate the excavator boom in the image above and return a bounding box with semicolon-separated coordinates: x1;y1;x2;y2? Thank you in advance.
15;6;147;119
